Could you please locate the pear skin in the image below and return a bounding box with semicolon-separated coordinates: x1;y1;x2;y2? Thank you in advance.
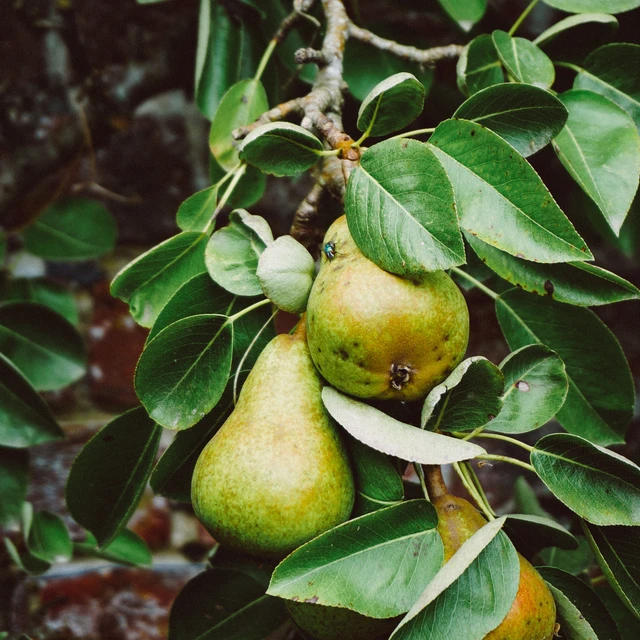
433;494;557;640
306;216;469;402
191;323;355;560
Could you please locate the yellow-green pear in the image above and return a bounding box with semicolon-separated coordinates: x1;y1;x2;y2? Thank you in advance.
191;322;355;560
306;216;469;402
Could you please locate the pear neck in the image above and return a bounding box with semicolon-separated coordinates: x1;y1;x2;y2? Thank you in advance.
424;465;448;501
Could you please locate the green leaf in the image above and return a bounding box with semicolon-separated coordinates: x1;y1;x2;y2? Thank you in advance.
574;44;640;130
531;433;640;525
357;73;426;137
0;353;63;448
391;520;519;640
583;521;640;621
0;277;78;324
75;529;152;567
176;185;218;232
0;446;28;526
597;586;640;640
0;302;86;391
65;407;162;546
539;567;620;640
514;475;552;518
429;119;592;263
169;567;287;640
4;536;50;575
457;35;504;97
496;288;634;444
453;83;568;157
209;79;269;171
239;122;323;176
322;387;485;465
534;13;619;48
22;198;117;261
437;0;488;31
553;90;640;235
467;232;640;305
492;31;555;89
503;514;578;556
540;536;595;575
345;138;464;275
268;501;443;618
542;0;640;14
27;511;72;564
205;209;273;296
420;356;504;432
111;231;208;328
210;156;266;209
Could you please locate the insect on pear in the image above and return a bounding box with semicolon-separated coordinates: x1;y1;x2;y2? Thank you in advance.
323;241;336;260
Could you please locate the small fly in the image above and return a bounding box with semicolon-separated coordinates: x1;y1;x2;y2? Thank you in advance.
323;241;337;261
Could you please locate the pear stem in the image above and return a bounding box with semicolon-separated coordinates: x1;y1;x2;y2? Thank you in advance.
423;465;449;501
453;462;495;521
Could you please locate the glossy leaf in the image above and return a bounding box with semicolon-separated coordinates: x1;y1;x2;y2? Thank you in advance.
492;31;555;89
496;288;634;444
345;138;464;275
0;353;63;448
437;0;487;31
111;231;208;328
467;232;640;305
553;90;640;235
239;122;323;176
0;302;86;391
429;119;592;263
503;514;578;556
357;73;426;137
534;13;618;48
27;511;73;564
176;185;217;232
169;567;287;640
323;387;485;464
66;407;162;546
0;446;28;526
23;198;117;261
453;83;568;156
542;0;640;14
487;345;568;435
457;34;504;97
420;356;504;432
269;501;443;617
75;529;152;567
0;277;78;324
531;433;640;525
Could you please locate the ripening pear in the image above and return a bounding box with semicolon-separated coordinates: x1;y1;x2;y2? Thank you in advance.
306;216;469;402
191;322;355;560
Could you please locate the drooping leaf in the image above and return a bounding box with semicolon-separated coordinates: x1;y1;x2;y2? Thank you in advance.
0;302;86;391
75;529;152;567
453;83;568;157
457;34;504;97
0;446;28;526
553;90;640;235
534;13;619;48
437;0;488;31
531;433;640;525
66;407;162;546
268;501;443;618
345;138;464;275
492;31;555;89
420;356;504;432
503;514;578;556
27;510;73;564
542;0;640;14
429;119;592;263
496;288;634;444
323;387;485;464
0;278;78;324
111;232;208;328
176;185;218;232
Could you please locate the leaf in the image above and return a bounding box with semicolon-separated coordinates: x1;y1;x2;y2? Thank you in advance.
176;185;218;232
534;13;619;48
0;277;78;324
542;0;640;14
596;586;640;640
492;31;555;90
0;353;63;448
27;511;73;564
205;209;273;296
531;433;640;525
429;119;592;263
553;90;640;235
111;231;208;328
0;446;28;526
4;536;50;575
210;156;266;209
391;520;519;640
357;73;426;137
135;314;233;430
169;567;287;640
268;501;443;618
0;302;86;391
256;235;315;313
209;79;269;171
322;387;485;465
503;514;578;556
420;356;504;432
514;475;553;519
453;83;568;157
496;288;634;444
239;122;323;176
65;407;162;546
457;34;504;97
345;138;464;275
539;567;620;640
437;0;488;31
574;44;640;130
583;521;640;621
467;232;640;305
22;198;117;261
540;536;595;575
75;529;152;567
486;344;568;435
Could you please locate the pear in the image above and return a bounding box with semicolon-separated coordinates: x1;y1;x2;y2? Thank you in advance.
191;322;355;560
306;216;469;402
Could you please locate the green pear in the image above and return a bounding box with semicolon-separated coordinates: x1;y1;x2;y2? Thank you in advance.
306;216;469;402
191;322;355;560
